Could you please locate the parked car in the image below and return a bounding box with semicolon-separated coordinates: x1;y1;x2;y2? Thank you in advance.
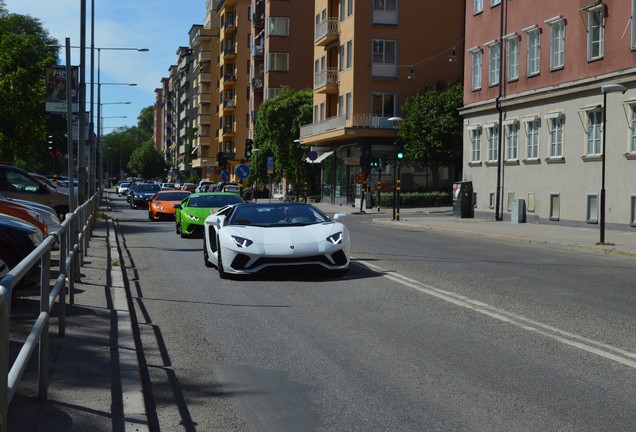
0;213;44;295
2;197;61;234
202;202;350;278
117;182;131;196
0;198;48;237
195;181;215;193
160;183;176;190
148;190;192;221
0;164;69;218
181;183;196;193
174;192;244;238
130;183;161;209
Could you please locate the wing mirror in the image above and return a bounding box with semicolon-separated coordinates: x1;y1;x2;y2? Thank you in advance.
333;213;347;222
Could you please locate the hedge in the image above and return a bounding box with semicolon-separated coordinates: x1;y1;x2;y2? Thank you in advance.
376;191;452;207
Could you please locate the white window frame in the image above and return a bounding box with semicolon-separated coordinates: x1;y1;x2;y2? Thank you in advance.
630;103;636;153
550;193;560;221
267;17;290;37
524;26;541;76
346;40;353;69
504;120;519;161
504;34;520;81
587;194;599;223
491;0;501;6
469;47;482;91
371;39;397;77
468;125;482;163
588;5;605;61
523;116;540;160
586;108;603;156
485;40;500;86
545;16;565;70
339;44;345;71
474;0;483;14
485;122;499;162
373;0;397;11
546;112;564;158
372;92;396;117
266;52;289;72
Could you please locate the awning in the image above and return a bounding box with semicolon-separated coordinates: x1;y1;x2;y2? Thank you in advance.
306;151;334;164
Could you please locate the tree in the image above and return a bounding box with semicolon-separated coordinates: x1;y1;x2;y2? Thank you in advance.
0;4;59;170
253;87;312;185
127;141;166;180
399;82;464;190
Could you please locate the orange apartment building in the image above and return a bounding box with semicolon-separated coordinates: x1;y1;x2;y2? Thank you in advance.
460;0;636;229
299;0;465;206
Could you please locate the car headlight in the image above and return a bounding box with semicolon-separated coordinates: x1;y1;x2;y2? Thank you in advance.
187;214;200;221
326;232;343;245
29;231;43;246
231;235;253;248
155;204;164;210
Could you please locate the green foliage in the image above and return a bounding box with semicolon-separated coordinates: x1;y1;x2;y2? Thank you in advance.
253;87;312;184
399;82;464;190
377;191;452;207
0;7;59;168
127;141;167;180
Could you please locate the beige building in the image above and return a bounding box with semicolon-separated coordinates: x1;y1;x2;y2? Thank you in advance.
299;0;465;205
460;0;636;230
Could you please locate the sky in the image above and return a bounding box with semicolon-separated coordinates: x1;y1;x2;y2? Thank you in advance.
5;0;207;131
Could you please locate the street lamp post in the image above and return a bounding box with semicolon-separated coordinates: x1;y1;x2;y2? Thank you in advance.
599;83;627;244
388;116;403;220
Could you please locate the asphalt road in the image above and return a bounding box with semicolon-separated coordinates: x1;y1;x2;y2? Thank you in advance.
110;195;636;431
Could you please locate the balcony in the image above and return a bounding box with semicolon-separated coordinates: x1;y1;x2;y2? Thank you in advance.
251;45;264;59
373;7;399;25
223;73;237;88
198;50;212;64
222;125;235;137
252;77;264;92
199;71;212;83
223;98;236;111
224;17;237;35
315;18;339;46
299;114;395;140
222;45;236;60
198;111;211;125
314;68;339;94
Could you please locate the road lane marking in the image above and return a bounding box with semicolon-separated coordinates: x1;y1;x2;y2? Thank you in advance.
358;260;636;370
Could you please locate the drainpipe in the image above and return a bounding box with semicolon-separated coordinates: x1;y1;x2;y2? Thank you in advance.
494;0;505;221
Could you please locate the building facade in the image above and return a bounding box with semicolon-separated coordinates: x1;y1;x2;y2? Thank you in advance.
460;0;636;229
299;0;465;205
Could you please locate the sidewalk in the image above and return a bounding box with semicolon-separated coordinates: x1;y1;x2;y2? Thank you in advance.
7;196;636;431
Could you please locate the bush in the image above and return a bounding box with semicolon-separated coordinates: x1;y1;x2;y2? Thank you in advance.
376;191;451;207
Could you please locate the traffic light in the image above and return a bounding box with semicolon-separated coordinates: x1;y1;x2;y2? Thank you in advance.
369;157;378;169
216;151;227;170
245;139;253;159
396;140;405;160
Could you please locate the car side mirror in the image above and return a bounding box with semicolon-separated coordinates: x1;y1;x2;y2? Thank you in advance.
173;203;181;209
333;213;347;221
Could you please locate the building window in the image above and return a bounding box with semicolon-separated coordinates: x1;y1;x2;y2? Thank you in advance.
588;6;605;60
339;1;345;21
491;0;501;5
547;114;564;158
547;18;565;70
339;45;345;71
346;40;353;69
267;17;290;37
506;35;520;81
505;121;519;161
631;195;636;226
507;192;515;212
345;92;352;119
372;39;397;78
586;109;602;156
486;124;499;162
266;52;289;71
470;48;482;91
487;41;500;86
525;27;541;76
469;127;482;162
373;0;397;11
348;0;353;17
550;193;560;221
372;92;395;117
587;194;599;223
314;105;318;122
474;0;483;14
524;118;539;159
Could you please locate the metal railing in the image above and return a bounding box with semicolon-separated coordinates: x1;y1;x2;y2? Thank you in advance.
0;190;101;432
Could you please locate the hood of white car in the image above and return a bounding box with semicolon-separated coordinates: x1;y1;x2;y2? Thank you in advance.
226;223;343;245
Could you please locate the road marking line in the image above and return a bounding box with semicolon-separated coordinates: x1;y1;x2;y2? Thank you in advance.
358;260;636;370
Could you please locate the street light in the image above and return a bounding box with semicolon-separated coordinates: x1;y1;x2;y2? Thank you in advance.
388;116;403;220
599;83;627;244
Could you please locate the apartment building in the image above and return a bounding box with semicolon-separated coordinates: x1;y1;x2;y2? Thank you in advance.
461;0;636;229
299;0;465;206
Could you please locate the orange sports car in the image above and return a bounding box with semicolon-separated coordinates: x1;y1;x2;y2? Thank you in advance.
148;190;192;221
0;198;48;236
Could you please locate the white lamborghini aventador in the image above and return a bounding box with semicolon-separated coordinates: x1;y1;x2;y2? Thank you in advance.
203;202;350;278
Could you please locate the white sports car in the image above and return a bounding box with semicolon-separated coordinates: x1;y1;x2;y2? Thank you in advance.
203;202;350;278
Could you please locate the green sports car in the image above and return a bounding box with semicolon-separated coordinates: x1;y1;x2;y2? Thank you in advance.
175;192;244;238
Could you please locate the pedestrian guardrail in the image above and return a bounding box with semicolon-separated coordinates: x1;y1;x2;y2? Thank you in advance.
0;190;101;431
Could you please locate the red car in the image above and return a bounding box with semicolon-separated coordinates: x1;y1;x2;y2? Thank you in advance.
148;190;192;221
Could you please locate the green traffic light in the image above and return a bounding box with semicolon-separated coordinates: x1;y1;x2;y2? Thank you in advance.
397;151;404;159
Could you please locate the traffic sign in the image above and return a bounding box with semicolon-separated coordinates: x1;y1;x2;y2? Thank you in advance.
354;171;367;184
221;170;230;182
236;164;250;179
267;156;274;169
307;150;318;161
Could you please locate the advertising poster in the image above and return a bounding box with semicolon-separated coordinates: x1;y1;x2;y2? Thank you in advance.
45;65;79;113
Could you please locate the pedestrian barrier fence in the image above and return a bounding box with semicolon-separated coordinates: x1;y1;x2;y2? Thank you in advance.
0;190;101;432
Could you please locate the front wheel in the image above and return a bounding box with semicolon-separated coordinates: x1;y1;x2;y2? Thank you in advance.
176;221;181;235
217;237;228;279
203;238;213;268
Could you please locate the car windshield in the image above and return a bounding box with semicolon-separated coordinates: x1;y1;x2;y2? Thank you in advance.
188;194;243;208
136;184;160;193
156;191;191;201
228;203;331;227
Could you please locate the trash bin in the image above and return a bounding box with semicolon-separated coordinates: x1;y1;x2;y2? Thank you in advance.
511;198;526;223
452;181;474;218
